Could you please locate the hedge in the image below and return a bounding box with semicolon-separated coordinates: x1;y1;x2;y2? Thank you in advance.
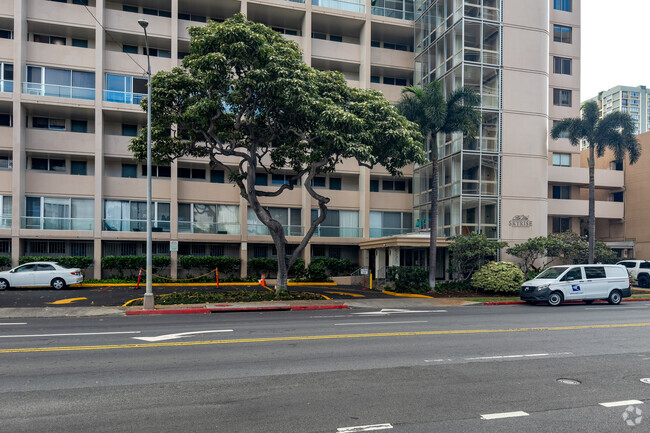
19;256;93;269
471;261;525;294
386;266;429;293
0;256;11;268
101;255;171;276
311;257;356;276
178;256;241;275
247;257;306;278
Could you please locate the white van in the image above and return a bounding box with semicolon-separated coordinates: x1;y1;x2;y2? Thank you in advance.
520;264;631;306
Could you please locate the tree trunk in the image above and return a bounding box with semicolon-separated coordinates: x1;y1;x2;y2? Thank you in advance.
428;158;438;289
588;146;595;264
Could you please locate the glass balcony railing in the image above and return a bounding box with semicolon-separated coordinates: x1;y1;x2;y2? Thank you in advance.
103;219;170;232
22;83;95;100
369;227;410;238
312;0;364;13
178;221;241;235
285;0;305;3
0;80;12;93
22;216;93;231
103;90;146;105
248;224;303;237
0;216;11;229
371;6;414;20
314;226;363;238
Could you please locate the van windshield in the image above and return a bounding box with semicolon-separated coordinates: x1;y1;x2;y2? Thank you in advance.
535;267;568;279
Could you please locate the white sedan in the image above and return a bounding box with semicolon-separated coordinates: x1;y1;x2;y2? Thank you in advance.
0;262;83;290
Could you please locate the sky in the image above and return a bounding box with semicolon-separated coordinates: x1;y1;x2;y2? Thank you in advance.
581;0;650;101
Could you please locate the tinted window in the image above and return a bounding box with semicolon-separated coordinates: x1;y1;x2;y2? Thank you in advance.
37;264;56;271
618;261;635;268
640;262;650;269
561;267;582;281
584;267;606;279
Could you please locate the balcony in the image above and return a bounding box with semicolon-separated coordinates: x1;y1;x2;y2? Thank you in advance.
371;6;414;21
312;39;361;64
548;165;624;189
23;82;94;100
369;227;410;238
371;47;414;70
103;219;170;233
314;226;363;237
312;0;364;13
105;9;171;39
26;0;96;27
26;42;95;71
103;90;146;105
0;216;11;229
179;221;240;235
105;50;172;76
369;83;404;103
548;199;624;219
26;129;94;156
25;173;94;197
0;79;13;93
248;224;303;237
22;216;93;231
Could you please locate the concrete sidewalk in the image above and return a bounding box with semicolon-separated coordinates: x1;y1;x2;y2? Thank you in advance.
0;298;479;318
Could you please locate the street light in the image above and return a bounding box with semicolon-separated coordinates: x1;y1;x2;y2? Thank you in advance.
138;18;154;310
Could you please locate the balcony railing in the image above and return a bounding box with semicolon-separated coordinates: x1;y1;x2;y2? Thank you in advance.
103;219;170;232
103;90;146;105
248;223;304;237
312;0;364;13
369;227;410;238
22;216;93;231
0;216;11;229
22;83;95;100
178;221;241;235
371;6;414;20
0;80;12;93
314;226;363;238
285;0;305;3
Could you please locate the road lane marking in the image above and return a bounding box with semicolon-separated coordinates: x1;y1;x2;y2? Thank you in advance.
353;309;447;316
46;297;88;305
0;331;141;339
600;400;644;407
0;323;27;326
465;352;572;361
481;411;529;420
133;330;233;342
3;322;650;354
325;291;366;298
334;321;428;326
337;424;393;432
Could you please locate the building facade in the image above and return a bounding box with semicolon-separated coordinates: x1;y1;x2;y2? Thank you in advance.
587;85;650;136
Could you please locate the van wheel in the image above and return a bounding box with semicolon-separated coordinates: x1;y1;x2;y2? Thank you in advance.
607;290;622;305
638;275;649;288
584;300;594;305
548;291;563;306
51;278;66;290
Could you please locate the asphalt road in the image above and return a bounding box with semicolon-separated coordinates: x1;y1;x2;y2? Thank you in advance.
1;303;649;432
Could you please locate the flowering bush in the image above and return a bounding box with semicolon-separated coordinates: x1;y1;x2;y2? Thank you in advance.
471;261;525;294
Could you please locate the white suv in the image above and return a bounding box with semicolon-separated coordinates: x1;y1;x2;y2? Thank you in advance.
617;260;650;287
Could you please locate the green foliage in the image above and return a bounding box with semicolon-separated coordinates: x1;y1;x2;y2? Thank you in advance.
19;256;93;269
303;261;329;282
386;266;429;293
247;258;278;277
310;257;356;276
546;231;617;265
178;255;241;274
0;256;11;269
130;290;324;305
101;255;171;276
525;268;543;281
471;261;525;294
448;233;507;281
506;236;549;272
433;280;473;293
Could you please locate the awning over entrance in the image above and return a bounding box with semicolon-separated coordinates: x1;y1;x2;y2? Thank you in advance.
358;231;450;250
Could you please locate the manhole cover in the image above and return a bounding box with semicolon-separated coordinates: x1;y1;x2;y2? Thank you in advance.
557;378;581;385
641;378;650;385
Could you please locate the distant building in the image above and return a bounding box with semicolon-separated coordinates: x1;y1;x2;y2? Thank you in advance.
587;85;650;136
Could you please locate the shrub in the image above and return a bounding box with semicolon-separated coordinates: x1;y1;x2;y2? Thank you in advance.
433;280;473;293
471;261;525;294
247;258;278;277
304;261;329;282
448;233;507;281
178;256;241;275
386;266;429;293
19;256;93;269
311;257;356;276
0;256;11;269
101;255;171;276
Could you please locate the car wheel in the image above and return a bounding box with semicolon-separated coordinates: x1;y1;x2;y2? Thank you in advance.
0;278;8;290
638;275;649;288
607;290;622;305
584;300;594;305
548;291;563;306
51;278;66;290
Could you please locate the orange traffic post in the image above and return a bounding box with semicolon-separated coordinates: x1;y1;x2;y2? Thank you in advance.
136;267;143;290
216;267;219;288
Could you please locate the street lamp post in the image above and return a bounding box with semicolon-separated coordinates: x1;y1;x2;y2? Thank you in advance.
138;18;154;310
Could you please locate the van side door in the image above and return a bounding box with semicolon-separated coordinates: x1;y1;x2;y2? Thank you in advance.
560;266;586;300
584;266;608;298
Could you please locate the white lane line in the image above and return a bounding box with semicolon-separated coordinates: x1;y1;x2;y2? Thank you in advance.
0;323;27;326
600;400;644;407
353;309;446;316
132;329;233;342
337;424;393;432
465;352;572;361
424;359;452;363
481;411;529;420
0;331;141;338
334;321;428;326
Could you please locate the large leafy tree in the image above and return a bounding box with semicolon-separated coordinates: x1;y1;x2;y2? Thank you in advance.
130;14;425;293
551;101;641;263
396;81;481;289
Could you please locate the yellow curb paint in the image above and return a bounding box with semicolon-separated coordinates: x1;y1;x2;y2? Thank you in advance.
325;291;365;298
122;298;143;307
382;290;433;298
46;297;88;305
288;282;338;286
4;322;650;354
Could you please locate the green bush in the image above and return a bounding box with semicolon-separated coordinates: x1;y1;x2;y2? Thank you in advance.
386;266;429;293
178;256;241;275
0;256;11;269
247;258;278;277
101;255;171;276
433;280;473;293
19;256;93;269
311;257;356;276
471;261;525;294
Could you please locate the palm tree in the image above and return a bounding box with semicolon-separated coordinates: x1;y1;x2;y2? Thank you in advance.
551;100;641;263
397;81;481;289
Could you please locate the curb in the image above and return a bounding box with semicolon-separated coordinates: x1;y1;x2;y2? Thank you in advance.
484;297;650;306
125;304;348;315
381;290;434;298
75;282;337;288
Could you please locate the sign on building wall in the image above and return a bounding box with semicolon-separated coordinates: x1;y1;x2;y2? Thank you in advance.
508;215;533;228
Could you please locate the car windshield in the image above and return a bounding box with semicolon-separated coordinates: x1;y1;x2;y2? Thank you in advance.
535;267;568;279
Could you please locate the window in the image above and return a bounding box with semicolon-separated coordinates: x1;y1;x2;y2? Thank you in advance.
371;40;380;47
34;34;66;45
383;77;395;85
255;173;268;186
0;29;12;39
313;177;326;188
611;191;624;202
561;267;581;281
370;180;379;192
70;161;87;175
32;157;65;172
122;45;138;54
553;89;572;107
178;167;205;180
122;124;137;136
552;217;570;233
210;170;224;183
329;35;342;42
554;0;571;11
312;33;326;40
1;63;13;93
123;5;138;12
584;267;606;279
121;164;137;178
553;57;571;75
0;154;11;169
25;66;94;100
553;25;572;43
104;200;170;232
329;177;341;190
71;119;87;133
141;165;170;178
178;13;206;22
0;113;11;126
382;180;394;191
25;196;93;230
105;74;147;104
370;76;380;84
33;117;65;130
552;185;571;199
552;153;571;167
640;262;650;269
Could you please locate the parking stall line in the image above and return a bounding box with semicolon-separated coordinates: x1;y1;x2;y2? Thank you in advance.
599;400;644;407
480;411;529;420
